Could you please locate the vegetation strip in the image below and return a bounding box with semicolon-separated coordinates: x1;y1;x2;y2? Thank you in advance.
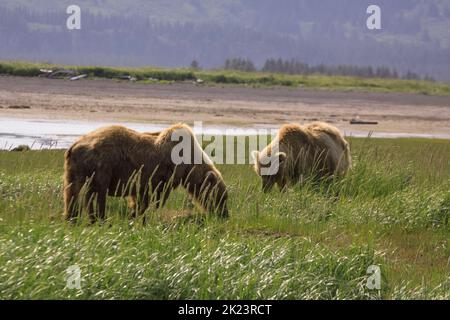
1;61;449;96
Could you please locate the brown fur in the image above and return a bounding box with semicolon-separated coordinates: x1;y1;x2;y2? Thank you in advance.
64;123;228;223
252;122;351;191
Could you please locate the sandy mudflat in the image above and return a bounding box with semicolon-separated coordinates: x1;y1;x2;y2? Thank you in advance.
0;75;449;135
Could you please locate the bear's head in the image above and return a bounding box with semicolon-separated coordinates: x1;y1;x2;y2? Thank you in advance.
198;170;228;218
251;150;287;192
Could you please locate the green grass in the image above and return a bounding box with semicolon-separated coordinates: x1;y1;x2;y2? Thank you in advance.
0;137;449;299
1;60;450;95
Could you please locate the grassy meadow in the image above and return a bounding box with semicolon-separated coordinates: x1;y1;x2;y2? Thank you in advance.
1;60;450;95
0;137;449;299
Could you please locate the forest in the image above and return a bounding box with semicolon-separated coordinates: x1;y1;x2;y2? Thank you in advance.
0;1;449;81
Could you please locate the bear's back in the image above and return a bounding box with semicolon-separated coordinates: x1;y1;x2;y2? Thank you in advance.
74;125;142;148
277;123;312;151
67;125;158;165
305;122;347;150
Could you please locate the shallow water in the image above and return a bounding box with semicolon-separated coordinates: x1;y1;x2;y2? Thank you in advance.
0;117;449;150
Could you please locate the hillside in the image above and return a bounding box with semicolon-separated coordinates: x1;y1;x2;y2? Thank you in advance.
1;0;450;81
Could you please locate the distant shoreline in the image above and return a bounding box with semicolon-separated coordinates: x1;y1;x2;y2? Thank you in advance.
1;60;450;96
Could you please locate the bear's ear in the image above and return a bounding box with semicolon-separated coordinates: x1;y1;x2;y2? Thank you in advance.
251;150;260;163
276;152;287;164
206;170;218;180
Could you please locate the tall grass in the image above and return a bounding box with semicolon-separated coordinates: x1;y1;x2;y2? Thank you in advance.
1;60;450;95
0;137;449;299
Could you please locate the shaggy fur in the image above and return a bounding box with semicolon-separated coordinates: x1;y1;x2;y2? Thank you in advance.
64;123;228;223
252;122;351;191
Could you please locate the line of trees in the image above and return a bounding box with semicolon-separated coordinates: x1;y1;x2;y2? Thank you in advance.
262;58;402;79
222;57;433;81
224;58;256;72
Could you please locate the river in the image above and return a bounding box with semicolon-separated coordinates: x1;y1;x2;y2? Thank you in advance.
1;117;449;150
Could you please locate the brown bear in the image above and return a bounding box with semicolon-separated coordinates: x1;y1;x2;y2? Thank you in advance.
252;122;351;192
64;123;228;223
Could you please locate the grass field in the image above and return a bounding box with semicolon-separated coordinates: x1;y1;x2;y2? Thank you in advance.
1;60;450;95
0;137;449;299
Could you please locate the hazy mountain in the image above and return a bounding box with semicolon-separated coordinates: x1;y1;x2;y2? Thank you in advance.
1;0;449;81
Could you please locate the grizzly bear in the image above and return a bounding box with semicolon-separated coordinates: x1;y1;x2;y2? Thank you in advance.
252;122;351;192
64;123;228;223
